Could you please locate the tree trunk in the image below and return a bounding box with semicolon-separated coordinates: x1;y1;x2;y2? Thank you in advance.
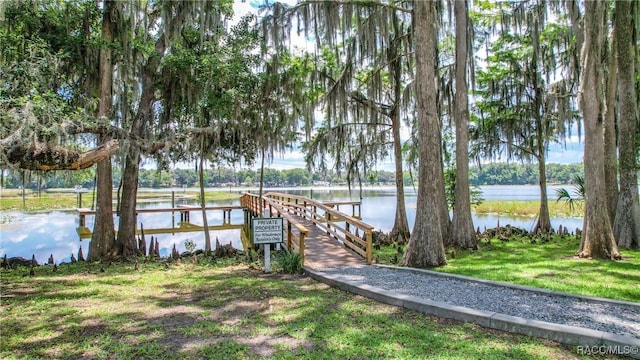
199;138;212;254
259;147;265;215
400;0;446;268
436;143;450;242
89;0;116;261
577;0;621;259
531;14;551;235
533;155;551;234
450;0;476;249
118;145;141;258
116;27;170;258
388;18;410;245
90;138;117;260
117;69;157;257
389;116;410;244
604;25;619;224
613;0;640;249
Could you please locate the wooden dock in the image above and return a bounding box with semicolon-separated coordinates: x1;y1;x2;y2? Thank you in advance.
77;193;373;268
76;205;244;239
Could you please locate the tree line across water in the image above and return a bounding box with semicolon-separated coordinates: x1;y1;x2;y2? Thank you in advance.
1;163;585;190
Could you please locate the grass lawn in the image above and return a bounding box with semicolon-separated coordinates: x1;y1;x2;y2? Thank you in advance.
375;236;640;303
0;188;241;211
0;259;607;360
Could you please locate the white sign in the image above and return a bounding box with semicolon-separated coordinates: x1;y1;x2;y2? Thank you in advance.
252;217;284;244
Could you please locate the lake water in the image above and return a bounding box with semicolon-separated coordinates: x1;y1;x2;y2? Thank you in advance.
0;185;582;264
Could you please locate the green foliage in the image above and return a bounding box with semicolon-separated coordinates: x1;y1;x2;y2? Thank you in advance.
0;163;586;190
1;168;95;189
555;175;585;212
469;162;584;186
274;250;303;274
444;168;484;208
470;1;580;168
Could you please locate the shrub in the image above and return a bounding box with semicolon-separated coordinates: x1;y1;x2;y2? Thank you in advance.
275;250;303;274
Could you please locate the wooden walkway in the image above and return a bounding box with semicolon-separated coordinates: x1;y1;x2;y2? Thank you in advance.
241;192;373;269
296;218;366;269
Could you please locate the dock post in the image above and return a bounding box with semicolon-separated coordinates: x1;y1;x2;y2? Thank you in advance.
299;231;306;265
365;229;372;264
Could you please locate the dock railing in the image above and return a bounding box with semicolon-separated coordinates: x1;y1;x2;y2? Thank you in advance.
240;193;309;264
264;192;373;264
76;205;244;239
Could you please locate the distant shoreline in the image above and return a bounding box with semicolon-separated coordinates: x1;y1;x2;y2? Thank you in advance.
1;185;584;218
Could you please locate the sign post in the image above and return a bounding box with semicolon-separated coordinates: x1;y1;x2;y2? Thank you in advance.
251;217;284;273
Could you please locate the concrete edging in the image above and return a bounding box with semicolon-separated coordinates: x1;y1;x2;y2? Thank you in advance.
304;266;640;359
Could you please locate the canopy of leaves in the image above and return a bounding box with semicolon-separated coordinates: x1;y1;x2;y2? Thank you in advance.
470;0;580;163
0;1;102;169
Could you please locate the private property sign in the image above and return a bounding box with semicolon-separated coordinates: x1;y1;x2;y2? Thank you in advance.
252;217;284;244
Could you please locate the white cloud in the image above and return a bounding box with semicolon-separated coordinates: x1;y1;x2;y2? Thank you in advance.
547;139;583;164
268;149;307;170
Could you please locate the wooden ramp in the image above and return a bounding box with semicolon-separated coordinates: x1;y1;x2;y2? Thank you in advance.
296;218;366;269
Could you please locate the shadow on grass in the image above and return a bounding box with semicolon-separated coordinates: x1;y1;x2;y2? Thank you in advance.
0;261;593;360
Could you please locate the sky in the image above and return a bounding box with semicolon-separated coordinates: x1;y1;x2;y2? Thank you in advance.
261;139;584;171
226;0;585;171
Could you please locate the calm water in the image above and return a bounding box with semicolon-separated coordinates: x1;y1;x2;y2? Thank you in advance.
0;186;582;264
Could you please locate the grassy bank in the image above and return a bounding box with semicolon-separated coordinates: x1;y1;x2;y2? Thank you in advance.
0;189;241;211
1;260;604;360
473;200;583;218
2;189;581;219
375;236;640;302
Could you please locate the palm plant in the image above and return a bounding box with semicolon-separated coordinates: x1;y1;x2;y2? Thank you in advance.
555;175;585;212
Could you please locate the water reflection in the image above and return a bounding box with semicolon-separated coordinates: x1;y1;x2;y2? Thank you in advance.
1;187;583;264
0;203;245;265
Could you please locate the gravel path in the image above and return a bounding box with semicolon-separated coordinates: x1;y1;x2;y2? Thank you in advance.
317;265;640;339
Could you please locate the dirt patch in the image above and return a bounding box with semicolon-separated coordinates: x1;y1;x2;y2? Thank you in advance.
147;305;202;328
78;318;109;337
240;334;315;358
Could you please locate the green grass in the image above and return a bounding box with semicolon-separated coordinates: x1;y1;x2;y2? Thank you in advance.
376;236;640;303
0;188;241;211
0;259;606;359
473;200;583;218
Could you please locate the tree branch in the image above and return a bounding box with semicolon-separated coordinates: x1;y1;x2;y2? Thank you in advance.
347;91;392;117
3;139;119;171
